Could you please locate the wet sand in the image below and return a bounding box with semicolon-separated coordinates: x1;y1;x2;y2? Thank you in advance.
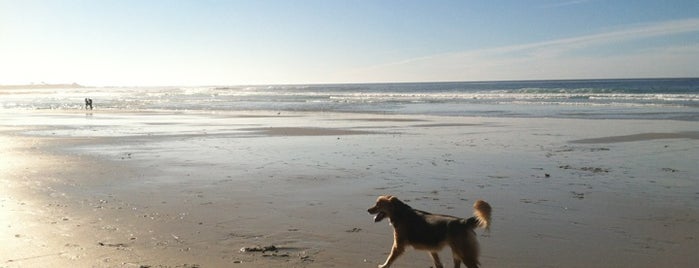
2;110;699;267
570;131;699;144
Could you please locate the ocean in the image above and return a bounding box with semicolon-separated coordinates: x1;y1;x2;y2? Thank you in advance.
2;78;698;120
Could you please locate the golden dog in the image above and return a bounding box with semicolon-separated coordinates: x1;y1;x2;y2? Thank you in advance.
368;195;491;268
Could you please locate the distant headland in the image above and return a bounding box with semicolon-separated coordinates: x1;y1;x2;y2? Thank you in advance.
0;82;84;89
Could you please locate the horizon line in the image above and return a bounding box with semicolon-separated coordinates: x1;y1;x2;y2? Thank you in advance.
2;76;698;88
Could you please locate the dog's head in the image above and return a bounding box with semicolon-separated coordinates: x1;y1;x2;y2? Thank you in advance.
367;195;400;222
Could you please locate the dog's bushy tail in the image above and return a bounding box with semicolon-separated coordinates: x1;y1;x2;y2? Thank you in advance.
472;200;491;230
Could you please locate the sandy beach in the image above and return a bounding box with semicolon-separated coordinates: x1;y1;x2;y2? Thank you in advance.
2;109;698;267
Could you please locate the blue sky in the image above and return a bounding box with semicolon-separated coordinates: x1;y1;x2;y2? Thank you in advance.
1;0;698;86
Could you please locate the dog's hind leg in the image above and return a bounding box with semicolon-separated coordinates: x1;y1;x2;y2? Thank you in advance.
453;250;479;268
461;259;479;268
378;241;404;268
453;251;478;268
450;230;480;268
429;252;444;268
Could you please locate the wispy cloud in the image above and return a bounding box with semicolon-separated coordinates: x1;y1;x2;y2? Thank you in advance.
337;18;699;82
541;0;593;9
498;18;699;56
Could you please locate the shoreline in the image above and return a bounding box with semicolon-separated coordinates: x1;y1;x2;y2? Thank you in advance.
2;110;698;267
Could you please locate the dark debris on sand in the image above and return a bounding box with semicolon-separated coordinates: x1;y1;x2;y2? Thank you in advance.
138;264;200;268
240;245;278;253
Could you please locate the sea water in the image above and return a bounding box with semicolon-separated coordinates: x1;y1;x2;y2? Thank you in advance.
1;78;698;120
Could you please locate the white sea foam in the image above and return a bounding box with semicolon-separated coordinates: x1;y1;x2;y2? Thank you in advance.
2;79;697;120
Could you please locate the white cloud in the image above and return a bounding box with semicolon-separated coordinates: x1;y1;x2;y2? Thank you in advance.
336;18;699;82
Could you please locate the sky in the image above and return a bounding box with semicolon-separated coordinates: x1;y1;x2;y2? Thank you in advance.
1;0;698;86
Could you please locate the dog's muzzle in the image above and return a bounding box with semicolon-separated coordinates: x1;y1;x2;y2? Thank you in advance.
368;207;386;222
373;212;386;222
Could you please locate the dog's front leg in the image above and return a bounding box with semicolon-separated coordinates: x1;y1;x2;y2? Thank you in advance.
453;258;461;268
429;252;444;268
378;241;404;268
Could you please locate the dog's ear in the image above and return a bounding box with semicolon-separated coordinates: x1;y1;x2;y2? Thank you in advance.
378;195;393;202
387;196;398;203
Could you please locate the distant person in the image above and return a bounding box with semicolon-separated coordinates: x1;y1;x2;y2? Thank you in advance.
85;98;93;110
